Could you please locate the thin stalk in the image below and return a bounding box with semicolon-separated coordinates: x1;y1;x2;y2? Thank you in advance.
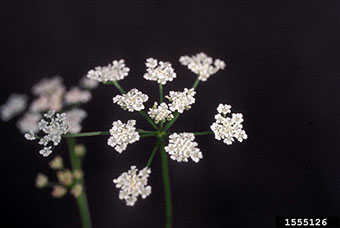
138;111;159;130
194;131;214;136
146;141;159;167
159;83;164;103
108;80;159;130
64;131;110;138
66;137;92;228
163;112;179;132
140;134;158;138
112;80;126;94
163;77;201;132
192;77;200;89
159;137;172;228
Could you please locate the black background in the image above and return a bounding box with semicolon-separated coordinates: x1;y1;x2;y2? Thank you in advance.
1;1;340;227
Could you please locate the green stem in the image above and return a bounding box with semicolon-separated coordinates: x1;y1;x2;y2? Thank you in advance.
192;77;200;89
194;131;214;136
139;111;159;130
163;77;201;132
112;80;126;94
64;131;110;138
66;137;92;228
159;83;164;103
146;141;159;167
159;137;172;228
108;80;159;130
163;112;179;132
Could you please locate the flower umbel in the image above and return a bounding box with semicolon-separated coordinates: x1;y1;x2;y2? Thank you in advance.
0;94;28;121
148;102;174;124
113;89;149;112
179;52;226;81
143;58;176;85
165;133;203;163
113;166;152;206
210;104;247;145
33;110;69;157
107;120;140;153
87;59;130;82
166;88;196;113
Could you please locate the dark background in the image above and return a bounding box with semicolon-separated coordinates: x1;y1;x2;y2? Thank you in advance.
1;1;340;227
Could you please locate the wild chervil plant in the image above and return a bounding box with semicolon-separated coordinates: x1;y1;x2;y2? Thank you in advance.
1;52;247;228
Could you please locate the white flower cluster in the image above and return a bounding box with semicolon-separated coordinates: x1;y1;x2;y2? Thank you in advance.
210;104;247;145
113;166;152;206
148;102;174;124
30;76;65;112
113;89;149;112
65;109;87;133
166;88;196;113
165;133;202;163
107;120;140;153
65;87;92;104
87;59;130;82
17;112;42;133
80;77;99;89
143;58;176;85
0;94;28;121
25;110;69;157
179;52;226;81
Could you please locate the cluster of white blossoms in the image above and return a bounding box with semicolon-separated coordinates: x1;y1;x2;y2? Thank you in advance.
113;89;149;112
107;120;140;153
148;102;174;124
0;94;28;121
210;104;248;145
36;154;85;198
65;87;92;104
166;88;196;113
25;110;69;157
179;52;226;81
65;109;88;133
87;59;130;82
17;112;42;133
80;77;99;89
113;166;152;206
30;76;65;112
165;133;202;163
143;58;176;85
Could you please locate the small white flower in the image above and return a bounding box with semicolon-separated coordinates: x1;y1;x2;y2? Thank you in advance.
49;155;64;170
24;131;36;141
71;184;83;198
35;110;69;156
143;58;176;85
39;146;52;157
32;76;65;96
179;52;226;81
65;87;92;104
166;88;196;113
65;109;87;133
0;94;28;121
17;112;41;134
87;59;130;82
148;102;174;124
210;104;247;145
107;120;140;153
51;185;67;198
35;173;48;188
80;76;99;89
113;89;149;112
165;133;202;163
113;166;152;206
217;104;231;115
29;93;64;113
